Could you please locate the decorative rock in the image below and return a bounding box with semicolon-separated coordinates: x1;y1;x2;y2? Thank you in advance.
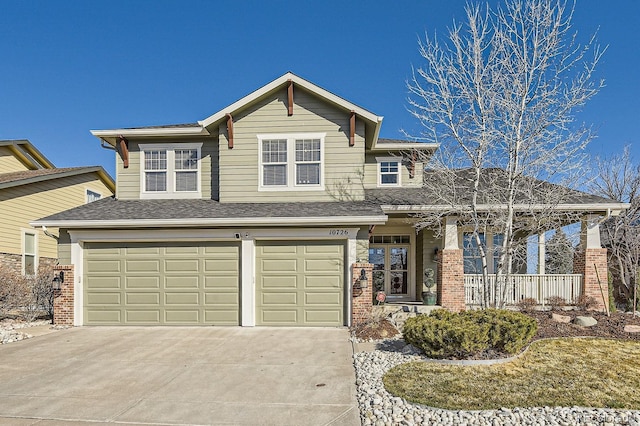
551;313;571;323
574;316;597;327
624;325;640;333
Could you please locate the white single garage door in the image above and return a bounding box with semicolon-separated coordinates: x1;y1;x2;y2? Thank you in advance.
255;241;344;326
84;242;239;325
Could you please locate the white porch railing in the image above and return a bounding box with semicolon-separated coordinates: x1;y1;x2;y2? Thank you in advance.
464;274;583;307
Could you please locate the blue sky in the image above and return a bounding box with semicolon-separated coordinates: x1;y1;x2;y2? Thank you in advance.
1;1;638;179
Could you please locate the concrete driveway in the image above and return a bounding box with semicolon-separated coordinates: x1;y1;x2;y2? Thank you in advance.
0;327;359;425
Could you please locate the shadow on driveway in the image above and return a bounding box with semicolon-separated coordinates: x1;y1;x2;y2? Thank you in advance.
0;327;359;425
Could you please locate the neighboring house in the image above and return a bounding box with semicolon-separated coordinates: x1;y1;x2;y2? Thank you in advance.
0;139;115;278
32;73;627;327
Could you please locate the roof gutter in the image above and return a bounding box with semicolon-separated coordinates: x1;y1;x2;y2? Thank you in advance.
381;203;631;215
30;215;389;229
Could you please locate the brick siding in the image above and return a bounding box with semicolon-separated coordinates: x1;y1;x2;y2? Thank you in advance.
574;248;609;312
53;265;74;325
351;263;373;325
437;249;465;312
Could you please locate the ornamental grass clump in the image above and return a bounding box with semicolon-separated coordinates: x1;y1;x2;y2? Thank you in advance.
402;309;537;359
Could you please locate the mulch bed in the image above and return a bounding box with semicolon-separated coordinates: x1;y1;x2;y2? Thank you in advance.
527;309;640;341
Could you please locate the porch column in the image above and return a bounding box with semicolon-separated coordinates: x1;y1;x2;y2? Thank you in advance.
537;232;546;274
351;262;373;325
437;216;465;312
573;214;608;312
53;265;74;325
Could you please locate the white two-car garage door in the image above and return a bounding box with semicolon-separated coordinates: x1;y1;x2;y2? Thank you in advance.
83;242;240;325
255;241;345;326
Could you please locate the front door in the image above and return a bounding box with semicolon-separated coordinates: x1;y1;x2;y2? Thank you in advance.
369;236;410;300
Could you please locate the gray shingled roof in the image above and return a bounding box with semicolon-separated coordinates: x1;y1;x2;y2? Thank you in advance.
38;197;385;222
122;123;201;130
366;168;616;206
0;167;101;185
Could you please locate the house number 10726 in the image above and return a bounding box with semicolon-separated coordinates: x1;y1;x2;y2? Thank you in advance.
329;229;349;236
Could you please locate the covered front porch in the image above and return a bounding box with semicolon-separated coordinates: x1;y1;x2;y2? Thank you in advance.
365;213;610;312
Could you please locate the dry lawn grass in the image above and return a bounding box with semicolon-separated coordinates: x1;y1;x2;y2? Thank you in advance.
383;338;640;410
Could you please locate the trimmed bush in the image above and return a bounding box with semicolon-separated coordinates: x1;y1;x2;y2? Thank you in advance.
403;309;537;359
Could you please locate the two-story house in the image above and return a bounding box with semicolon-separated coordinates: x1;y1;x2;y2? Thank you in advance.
0;139;114;278
32;72;627;327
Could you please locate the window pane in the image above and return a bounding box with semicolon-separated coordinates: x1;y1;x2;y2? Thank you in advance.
381;174;398;184
381;161;398;172
390;271;408;294
145;150;167;170
263;140;287;163
24;233;35;254
368;247;385;270
175;149;198;170
145;172;167;191
176;171;197;191
295;139;320;162
463;233;486;274
390;247;408;270
263;164;287;186
24;255;35;275
296;164;320;185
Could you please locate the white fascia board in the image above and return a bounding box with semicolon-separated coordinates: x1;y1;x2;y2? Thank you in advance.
198;72;383;128
381;203;630;214
91;127;210;144
371;142;439;152
30;215;388;229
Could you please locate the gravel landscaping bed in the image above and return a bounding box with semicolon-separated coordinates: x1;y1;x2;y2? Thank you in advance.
0;318;57;344
352;309;640;425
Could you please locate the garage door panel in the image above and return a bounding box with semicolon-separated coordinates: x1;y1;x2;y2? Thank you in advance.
256;242;344;326
261;259;297;272
262;292;297;305
261;309;298;324
85;242;239;326
305;310;341;324
86;310;122;323
205;310;239;324
126;277;160;289
262;276;297;288
127;310;161;323
165;246;199;255
165;276;199;288
165;292;199;305
305;292;341;305
86;260;121;273
203;276;238;288
204;259;239;273
86;292;121;305
165;259;199;272
126;260;160;273
126;293;160;305
126;247;160;255
86;276;121;289
164;310;199;323
305;276;341;288
204;292;238;305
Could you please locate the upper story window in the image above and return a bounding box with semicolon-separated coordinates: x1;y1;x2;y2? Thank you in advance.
258;133;325;191
377;157;401;186
139;143;202;199
86;189;102;203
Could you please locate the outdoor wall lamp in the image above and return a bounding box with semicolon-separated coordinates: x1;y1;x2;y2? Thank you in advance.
433;247;439;261
355;268;368;289
52;271;64;290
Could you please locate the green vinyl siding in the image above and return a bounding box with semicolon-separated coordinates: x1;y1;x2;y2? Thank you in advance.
362;153;423;188
115;138;217;200
255;241;344;326
219;87;366;202
83;241;239;325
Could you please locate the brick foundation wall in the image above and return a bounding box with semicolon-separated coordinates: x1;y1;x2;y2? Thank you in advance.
574;248;609;312
437;249;465;312
351;263;373;325
53;265;74;325
0;253;57;277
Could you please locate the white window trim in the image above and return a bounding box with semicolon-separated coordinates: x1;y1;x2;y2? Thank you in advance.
257;133;325;191
139;143;202;199
21;228;38;276
376;156;401;187
85;188;102;204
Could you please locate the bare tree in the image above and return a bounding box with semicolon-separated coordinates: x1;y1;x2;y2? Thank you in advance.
590;146;640;313
407;0;604;307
